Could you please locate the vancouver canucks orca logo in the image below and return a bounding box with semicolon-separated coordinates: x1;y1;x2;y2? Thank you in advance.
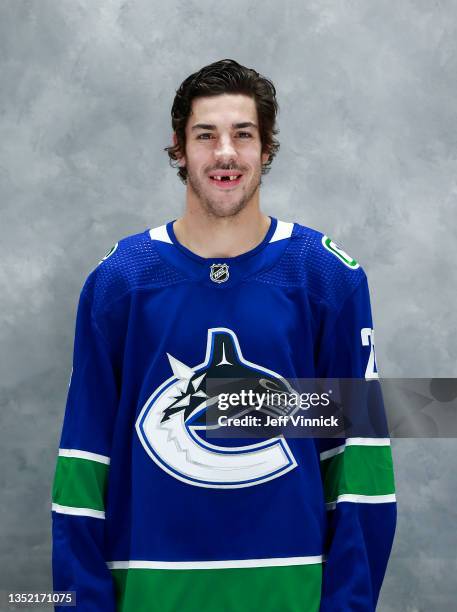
136;328;298;489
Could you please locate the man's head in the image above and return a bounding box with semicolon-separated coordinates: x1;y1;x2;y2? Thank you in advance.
164;59;280;218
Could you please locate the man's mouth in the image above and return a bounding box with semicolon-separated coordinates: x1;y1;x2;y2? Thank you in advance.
208;172;243;188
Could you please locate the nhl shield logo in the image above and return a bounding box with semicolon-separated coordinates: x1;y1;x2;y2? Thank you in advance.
210;263;229;283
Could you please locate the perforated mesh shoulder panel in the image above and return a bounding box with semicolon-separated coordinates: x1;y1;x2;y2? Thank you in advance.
81;230;187;318
254;223;366;312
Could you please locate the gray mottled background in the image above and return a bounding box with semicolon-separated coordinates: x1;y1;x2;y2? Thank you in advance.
1;0;456;610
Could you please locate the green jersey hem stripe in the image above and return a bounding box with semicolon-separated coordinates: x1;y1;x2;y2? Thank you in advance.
110;564;322;612
107;555;323;571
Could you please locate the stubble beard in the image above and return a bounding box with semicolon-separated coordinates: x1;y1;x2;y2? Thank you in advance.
186;165;263;219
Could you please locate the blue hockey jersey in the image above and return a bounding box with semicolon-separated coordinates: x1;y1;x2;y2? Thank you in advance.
51;217;396;611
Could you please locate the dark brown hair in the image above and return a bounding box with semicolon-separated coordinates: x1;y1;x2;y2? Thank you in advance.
164;59;280;184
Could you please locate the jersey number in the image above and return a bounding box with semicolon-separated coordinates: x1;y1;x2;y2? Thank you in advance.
361;327;379;379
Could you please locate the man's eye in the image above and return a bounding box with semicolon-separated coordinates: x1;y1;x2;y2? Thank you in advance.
196;132;253;140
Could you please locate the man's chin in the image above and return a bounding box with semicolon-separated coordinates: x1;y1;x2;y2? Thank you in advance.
204;198;247;218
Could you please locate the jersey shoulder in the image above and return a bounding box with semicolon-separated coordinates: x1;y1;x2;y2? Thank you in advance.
258;221;367;311
80;226;185;317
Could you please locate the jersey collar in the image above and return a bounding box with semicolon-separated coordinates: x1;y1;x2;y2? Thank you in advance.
148;217;294;288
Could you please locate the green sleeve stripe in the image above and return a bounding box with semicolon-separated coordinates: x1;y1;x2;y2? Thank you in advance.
52;456;109;511
320;445;395;503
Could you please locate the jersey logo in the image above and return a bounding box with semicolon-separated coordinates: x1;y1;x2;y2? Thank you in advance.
210;263;229;283
136;328;298;489
322;235;359;269
98;242;118;265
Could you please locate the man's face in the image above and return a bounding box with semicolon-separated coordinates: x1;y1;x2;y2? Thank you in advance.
178;94;270;218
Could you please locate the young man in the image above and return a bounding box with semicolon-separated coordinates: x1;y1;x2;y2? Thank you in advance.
52;59;396;611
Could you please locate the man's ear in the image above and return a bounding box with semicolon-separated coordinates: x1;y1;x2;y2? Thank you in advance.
173;133;186;167
261;149;270;166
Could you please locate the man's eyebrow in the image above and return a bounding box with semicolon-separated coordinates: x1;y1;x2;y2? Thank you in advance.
191;122;258;131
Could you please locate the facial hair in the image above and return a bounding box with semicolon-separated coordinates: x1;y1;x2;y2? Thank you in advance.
186;162;263;219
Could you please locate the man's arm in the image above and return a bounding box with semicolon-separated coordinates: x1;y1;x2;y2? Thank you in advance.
51;285;118;611
317;273;397;611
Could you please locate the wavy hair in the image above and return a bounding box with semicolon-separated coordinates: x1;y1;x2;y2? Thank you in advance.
164;59;280;184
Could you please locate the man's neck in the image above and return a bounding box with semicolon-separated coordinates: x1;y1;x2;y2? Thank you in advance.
173;207;271;259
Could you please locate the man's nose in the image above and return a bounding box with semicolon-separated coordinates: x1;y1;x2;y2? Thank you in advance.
214;135;237;162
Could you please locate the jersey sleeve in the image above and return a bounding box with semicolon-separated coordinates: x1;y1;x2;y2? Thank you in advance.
316;273;397;611
51;284;118;611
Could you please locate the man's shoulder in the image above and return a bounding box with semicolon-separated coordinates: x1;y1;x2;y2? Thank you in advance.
79;224;184;315
268;220;367;310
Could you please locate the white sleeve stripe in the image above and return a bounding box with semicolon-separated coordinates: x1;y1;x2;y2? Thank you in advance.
58;449;110;465
319;438;391;461
345;438;391;447
51;503;105;519
325;493;396;510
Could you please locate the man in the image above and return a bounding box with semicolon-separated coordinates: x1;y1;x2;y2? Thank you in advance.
52;59;396;611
